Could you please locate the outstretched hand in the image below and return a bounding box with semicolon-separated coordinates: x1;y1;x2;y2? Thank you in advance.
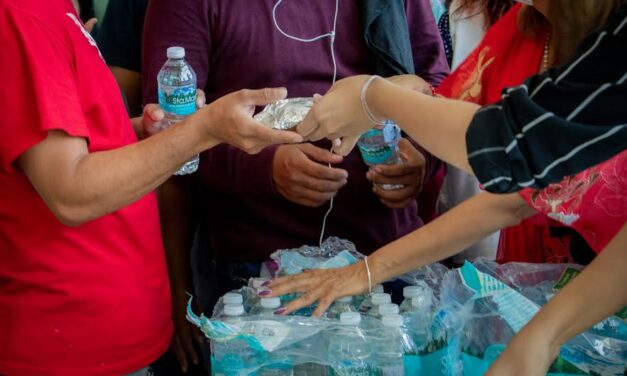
265;262;369;317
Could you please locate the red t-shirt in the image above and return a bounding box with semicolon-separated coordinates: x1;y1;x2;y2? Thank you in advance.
0;1;172;375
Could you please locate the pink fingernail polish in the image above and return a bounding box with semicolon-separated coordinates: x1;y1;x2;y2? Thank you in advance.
274;308;286;315
258;290;271;297
261;280;271;287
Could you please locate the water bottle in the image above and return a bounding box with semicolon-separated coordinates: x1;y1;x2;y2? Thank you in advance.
212;304;255;376
328;312;374;375
367;293;392;318
258;297;282;317
400;282;433;314
377;303;400;320
157;46;199;175
377;314;418;375
293;333;330;376
327;296;355;320
357;285;384;314
357;121;403;190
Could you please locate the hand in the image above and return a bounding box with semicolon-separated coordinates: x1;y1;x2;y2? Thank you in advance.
140;89;207;138
367;138;426;209
486;327;559;376
387;74;432;95
84;18;98;33
273;143;348;207
201;88;303;154
297;75;376;151
171;291;205;374
267;262;369;317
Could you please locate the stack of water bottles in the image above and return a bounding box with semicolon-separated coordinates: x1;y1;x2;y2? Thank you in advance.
201;279;437;376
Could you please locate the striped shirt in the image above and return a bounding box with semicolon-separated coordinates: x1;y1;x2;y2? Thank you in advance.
466;5;627;193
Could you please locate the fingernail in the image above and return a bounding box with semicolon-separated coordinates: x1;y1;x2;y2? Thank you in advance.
261;280;271;287
258;290;271;297
274;308;286;315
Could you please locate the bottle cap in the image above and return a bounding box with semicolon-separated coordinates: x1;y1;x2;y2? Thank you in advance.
373;285;384;294
378;303;399;316
336;296;353;303
371;293;391;306
223;292;243;305
260;297;281;309
381;314;404;328
403;285;425;298
167;46;186;59
339;312;361;325
251;278;269;289
224;304;245;317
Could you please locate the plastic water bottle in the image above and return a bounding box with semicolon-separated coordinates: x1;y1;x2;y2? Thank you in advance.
377;303;400;320
400;282;433;314
157;46;199;175
357;284;384;314
293;332;330;376
357;121;403;190
328;312;373;375
327;296;355;320
367;293;392;318
377;314;418;375
258;297;282;317
212;304;255;376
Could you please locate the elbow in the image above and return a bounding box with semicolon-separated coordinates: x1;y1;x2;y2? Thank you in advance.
49;202;94;227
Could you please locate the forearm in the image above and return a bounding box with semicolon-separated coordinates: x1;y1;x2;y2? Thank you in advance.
369;192;535;284
25;115;217;226
519;225;627;352
369;78;480;175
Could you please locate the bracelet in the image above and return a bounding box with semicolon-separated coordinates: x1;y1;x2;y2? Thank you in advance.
364;256;372;294
360;76;386;126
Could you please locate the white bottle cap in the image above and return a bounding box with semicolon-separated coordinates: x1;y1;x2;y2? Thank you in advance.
371;293;391;306
224;304;245;317
403;285;425;298
373;285;384;294
339;312;361;325
336;296;353;303
378;303;399;316
167;46;186;59
223;292;243;305
251;278;269;289
382;314;404;328
260;297;281;309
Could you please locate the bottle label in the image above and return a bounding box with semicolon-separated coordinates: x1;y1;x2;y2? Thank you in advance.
158;83;197;116
358;144;395;166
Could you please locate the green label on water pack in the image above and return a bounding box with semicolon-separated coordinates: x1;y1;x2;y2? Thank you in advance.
553;267;581;291
158;84;196;116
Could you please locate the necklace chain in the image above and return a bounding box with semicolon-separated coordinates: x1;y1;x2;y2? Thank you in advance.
541;32;551;72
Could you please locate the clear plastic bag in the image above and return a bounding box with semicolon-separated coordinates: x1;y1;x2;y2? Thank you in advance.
437;260;627;376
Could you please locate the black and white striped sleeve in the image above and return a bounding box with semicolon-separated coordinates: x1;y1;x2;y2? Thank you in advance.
465;6;627;194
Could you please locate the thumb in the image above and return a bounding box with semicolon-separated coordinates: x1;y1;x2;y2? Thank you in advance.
333;135;360;156
242;87;288;106
301;143;343;164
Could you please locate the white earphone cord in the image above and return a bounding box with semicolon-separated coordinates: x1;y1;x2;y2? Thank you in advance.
272;0;340;248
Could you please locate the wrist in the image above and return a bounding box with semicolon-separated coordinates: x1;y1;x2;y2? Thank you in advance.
366;77;392;122
192;107;222;151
